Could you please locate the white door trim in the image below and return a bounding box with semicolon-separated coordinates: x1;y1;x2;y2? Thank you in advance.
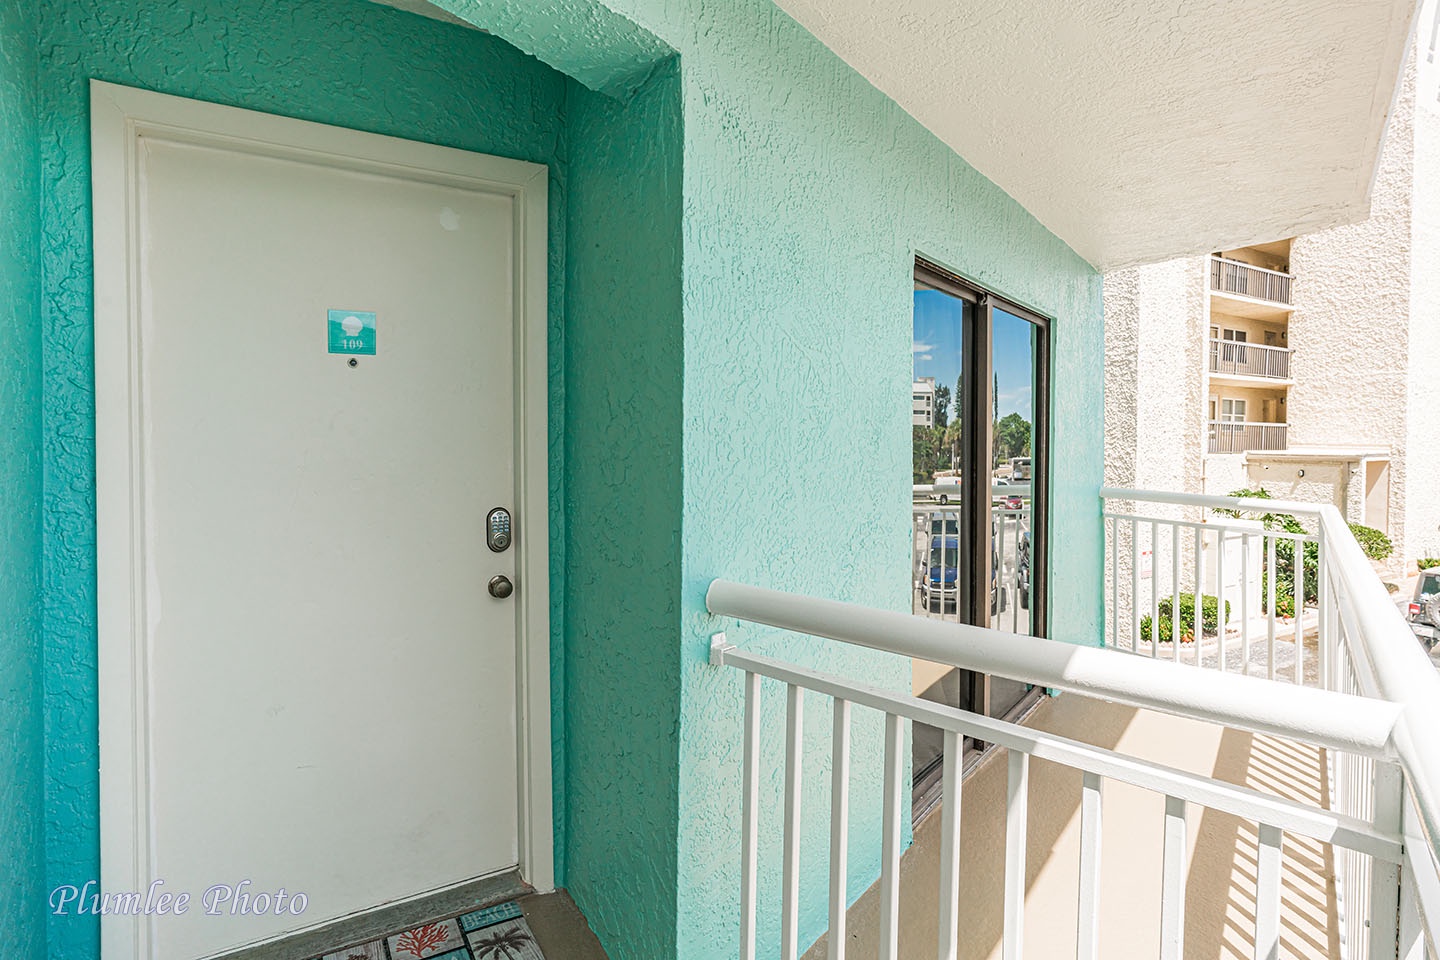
90;80;553;959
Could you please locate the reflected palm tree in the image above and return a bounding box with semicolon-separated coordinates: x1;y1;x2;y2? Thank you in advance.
470;923;536;960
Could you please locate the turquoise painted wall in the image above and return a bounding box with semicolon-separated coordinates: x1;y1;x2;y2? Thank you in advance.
35;3;575;955
462;1;1105;956
562;66;684;957
0;1;46;958
23;0;1103;958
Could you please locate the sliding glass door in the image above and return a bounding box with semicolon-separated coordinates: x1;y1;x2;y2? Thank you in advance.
910;260;1050;816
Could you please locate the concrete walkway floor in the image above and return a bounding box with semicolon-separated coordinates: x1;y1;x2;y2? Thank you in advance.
806;693;1339;959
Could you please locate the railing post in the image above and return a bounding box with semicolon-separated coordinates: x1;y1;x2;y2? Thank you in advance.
1369;761;1403;959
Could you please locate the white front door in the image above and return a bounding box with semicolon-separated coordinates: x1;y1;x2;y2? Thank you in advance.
92;83;551;960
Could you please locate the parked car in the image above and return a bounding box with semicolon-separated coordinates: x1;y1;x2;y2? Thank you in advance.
1003;493;1024;511
1408;568;1440;647
918;533;1006;615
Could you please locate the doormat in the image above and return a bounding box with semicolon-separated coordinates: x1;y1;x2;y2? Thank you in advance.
314;901;546;960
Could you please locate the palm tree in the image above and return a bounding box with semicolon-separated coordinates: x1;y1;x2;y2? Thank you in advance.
470;923;537;960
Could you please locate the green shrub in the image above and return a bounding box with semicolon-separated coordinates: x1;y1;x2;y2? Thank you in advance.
1349;523;1393;562
1418;557;1440;572
1139;593;1230;643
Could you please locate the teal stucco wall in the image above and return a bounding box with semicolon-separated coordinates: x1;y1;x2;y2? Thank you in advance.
35;3;576;955
562;67;685;957
429;9;1104;952
0;0;46;958
17;0;1103;958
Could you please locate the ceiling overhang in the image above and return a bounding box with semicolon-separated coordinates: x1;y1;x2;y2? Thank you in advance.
773;0;1419;270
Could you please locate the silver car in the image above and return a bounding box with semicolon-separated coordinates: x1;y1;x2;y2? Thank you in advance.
1409;568;1440;647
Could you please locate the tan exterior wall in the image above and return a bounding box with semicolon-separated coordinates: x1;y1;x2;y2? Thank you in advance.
1284;55;1414;556
1407;4;1440;562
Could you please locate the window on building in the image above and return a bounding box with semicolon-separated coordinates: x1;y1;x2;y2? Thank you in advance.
910;259;1051;819
1221;398;1247;422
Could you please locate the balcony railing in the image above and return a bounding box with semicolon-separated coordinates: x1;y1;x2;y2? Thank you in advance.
1208;337;1292;379
702;488;1440;960
1210;255;1293;305
1209;419;1286;453
1102;487;1440;960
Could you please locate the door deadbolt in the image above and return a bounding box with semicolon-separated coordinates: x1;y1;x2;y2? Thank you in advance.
488;575;514;599
487;507;512;552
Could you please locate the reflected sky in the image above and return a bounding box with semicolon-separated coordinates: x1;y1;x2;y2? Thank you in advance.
912;290;1033;421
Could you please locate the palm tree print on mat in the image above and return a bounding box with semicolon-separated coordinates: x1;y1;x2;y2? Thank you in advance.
468;919;544;960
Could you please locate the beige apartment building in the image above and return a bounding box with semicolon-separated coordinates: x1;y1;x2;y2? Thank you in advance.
1105;35;1440;573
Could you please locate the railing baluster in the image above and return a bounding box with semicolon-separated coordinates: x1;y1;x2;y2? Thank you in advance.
1171;524;1181;664
879;713;903;960
937;729;963;960
1004;751;1029;960
1241;532;1252;676
1194;526;1204;664
1255;823;1282;960
1369;762;1403;959
740;671;761;960
1217;528;1228;672
1076;772;1103;960
1295;534;1306;685
1266;534;1277;681
782;684;804;960
1150;520;1160;657
828;698;850;960
1160;796;1187;960
1131;518;1141;654
1316;536;1330;690
1110;517;1120;651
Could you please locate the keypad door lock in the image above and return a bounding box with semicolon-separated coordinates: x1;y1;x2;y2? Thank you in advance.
487;507;512;552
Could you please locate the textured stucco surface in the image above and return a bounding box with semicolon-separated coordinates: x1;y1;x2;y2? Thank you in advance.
1288;53;1414;559
1407;17;1440;561
23;3;1106;960
769;0;1416;270
562;67;684;958
1102;259;1205;625
36;4;574;956
0;0;46;957
567;5;1102;959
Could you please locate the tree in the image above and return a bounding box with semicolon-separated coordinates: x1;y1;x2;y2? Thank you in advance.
933;384;951;429
944;419;963;471
913;425;941;484
993;412;1032;465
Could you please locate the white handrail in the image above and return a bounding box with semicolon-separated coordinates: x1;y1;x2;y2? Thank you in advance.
1210;255;1292;280
704;579;1400;759
1099;486;1321;517
1207;337;1292;355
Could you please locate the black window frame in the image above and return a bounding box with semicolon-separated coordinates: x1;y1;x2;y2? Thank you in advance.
912;257;1053;818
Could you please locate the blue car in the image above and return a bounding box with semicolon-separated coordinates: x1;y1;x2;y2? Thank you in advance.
919;535;1005;614
919;536;961;611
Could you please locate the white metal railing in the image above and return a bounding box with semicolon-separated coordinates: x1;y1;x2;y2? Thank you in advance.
1209;255;1294;305
1208;419;1287;453
1102;489;1319;681
705;578;1413;960
1208;337;1292;379
1104;486;1440;959
912;484;1032;634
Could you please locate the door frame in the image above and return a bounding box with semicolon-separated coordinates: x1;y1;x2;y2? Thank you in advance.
91;81;553;958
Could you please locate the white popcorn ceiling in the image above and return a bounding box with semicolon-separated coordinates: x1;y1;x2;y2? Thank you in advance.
768;0;1418;270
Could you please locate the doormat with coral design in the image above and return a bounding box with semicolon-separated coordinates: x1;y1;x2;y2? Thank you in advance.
313;901;546;960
